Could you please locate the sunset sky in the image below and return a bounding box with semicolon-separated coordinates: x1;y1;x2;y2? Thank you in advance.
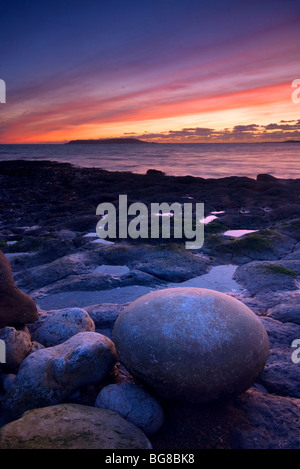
1;0;300;143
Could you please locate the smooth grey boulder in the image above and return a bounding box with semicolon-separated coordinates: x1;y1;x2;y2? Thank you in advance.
95;382;164;435
2;332;117;418
34;307;95;346
0;404;152;449
113;288;269;403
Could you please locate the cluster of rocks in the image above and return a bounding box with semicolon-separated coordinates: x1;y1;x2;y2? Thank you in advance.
0;245;299;449
0;161;299;449
0;252;165;448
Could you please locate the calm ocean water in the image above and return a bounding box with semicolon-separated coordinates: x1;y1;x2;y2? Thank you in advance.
0;143;299;179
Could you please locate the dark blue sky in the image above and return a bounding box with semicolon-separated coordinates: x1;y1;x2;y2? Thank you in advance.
1;0;300;142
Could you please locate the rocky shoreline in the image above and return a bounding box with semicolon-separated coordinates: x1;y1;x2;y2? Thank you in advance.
0;160;299;449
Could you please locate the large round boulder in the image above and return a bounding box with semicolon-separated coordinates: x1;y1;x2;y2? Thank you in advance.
113;288;269;403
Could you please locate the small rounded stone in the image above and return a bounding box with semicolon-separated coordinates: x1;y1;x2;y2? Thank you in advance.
95;382;164;435
35;307;95;347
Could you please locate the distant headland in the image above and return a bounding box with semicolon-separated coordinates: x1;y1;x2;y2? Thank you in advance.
66;138;151;144
282;139;300;144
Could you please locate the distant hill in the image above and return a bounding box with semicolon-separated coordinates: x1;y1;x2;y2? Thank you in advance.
282;139;300;143
66;137;151;144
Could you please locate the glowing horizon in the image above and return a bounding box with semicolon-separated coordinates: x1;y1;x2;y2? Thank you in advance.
1;1;300;144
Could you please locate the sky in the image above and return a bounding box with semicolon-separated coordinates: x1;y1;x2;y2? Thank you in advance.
0;0;300;143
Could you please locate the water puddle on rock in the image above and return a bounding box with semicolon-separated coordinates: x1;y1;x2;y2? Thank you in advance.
167;264;241;293
200;215;218;224
35;285;154;309
200;210;225;225
35;264;241;310
223;229;258;238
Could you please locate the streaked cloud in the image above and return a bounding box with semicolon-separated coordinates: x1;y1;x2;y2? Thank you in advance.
132;120;300;143
1;0;299;143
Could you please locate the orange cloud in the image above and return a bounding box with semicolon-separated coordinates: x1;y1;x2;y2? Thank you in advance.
0;80;294;143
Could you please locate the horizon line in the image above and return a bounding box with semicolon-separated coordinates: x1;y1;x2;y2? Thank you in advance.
1;140;300;145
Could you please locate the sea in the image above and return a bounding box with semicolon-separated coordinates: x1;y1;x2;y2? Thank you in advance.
0;142;299;179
